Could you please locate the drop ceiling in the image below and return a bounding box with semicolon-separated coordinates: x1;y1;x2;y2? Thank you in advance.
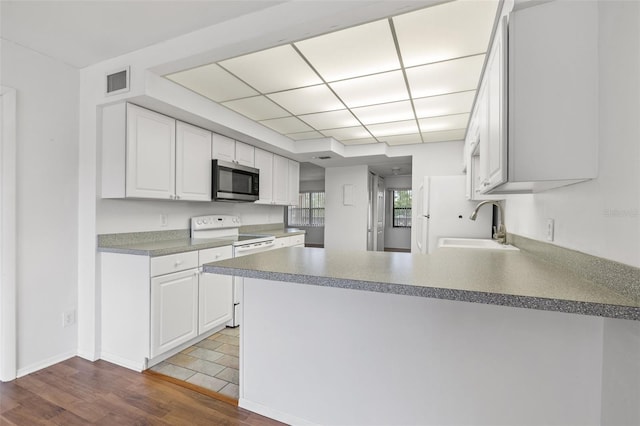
166;0;498;147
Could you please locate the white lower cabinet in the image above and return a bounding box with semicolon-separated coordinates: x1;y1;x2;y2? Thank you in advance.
150;269;199;358
198;246;233;334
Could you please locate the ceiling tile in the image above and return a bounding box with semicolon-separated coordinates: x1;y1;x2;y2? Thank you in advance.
422;129;467;143
341;138;379;146
367;120;419;138
418;113;469;133
166;63;258;102
330;70;409;108
351;100;415;125
287;131;325;140
380;133;423;146
295;19;400;82
321;126;371;141
260;116;313;134
413;90;475;118
219;44;322;93
267;85;344;115
394;0;498;67
406;55;485;99
222;96;290;121
298;109;360;130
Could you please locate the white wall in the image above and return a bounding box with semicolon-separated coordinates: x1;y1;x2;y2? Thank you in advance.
411;141;465;253
384;175;412;250
324;165;369;251
1;40;79;375
505;0;640;268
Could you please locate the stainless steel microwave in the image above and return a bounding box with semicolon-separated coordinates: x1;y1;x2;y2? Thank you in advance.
212;160;260;202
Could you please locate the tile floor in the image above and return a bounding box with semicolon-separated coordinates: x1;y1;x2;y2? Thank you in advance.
150;327;240;399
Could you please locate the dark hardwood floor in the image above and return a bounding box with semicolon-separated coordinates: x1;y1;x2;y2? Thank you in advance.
0;357;284;425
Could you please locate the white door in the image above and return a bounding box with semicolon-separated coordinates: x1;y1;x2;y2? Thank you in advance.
254;148;273;204
287;160;300;206
211;133;235;163
272;155;289;205
235;141;255;167
198;247;233;334
175;122;212;201
126;104;176;199
150;269;199;358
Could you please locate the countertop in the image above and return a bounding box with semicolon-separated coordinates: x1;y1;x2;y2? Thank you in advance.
97;227;306;256
203;247;640;321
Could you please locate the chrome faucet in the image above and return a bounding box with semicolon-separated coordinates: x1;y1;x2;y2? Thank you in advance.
470;200;507;244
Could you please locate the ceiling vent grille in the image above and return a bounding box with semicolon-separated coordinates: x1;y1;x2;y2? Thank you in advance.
105;66;130;96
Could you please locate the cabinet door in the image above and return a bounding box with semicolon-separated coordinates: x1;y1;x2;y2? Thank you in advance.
484;19;508;192
254;148;274;204
235;141;255;167
272;155;289;205
198;247;233;334
126;104;176;199
150;269;199;358
287;160;300;206
211;133;235;163
175;122;212;201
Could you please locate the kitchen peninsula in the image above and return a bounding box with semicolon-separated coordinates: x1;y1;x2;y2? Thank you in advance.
204;244;640;426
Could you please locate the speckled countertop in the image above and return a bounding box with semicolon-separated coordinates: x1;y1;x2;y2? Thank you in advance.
97;227;305;256
203;247;640;321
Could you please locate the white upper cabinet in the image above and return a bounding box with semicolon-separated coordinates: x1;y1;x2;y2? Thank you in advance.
175;122;212;202
272;154;290;205
467;1;598;195
211;134;255;168
254;148;274;204
288;159;300;206
125;104;176;199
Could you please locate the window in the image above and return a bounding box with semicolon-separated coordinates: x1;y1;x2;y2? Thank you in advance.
288;192;325;227
392;189;412;228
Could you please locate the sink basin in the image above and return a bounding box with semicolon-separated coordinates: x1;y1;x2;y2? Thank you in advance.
438;238;520;251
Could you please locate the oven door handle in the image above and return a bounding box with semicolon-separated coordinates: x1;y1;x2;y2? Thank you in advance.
234;240;275;255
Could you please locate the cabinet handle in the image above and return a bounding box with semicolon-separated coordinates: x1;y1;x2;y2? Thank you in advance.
174;260;183;267
482;181;490;187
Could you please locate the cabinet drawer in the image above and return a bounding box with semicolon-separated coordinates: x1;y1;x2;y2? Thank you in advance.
199;246;233;265
290;234;305;246
150;251;198;277
274;237;289;249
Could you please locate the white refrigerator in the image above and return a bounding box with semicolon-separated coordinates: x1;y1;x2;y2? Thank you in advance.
416;175;493;254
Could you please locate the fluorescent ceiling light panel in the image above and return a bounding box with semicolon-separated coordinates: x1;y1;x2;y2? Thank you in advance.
367;120;419;137
341;137;379;146
295;19;400;82
406;55;485;98
422;129;467;143
219;45;322;93
418;113;469;132
330;70;409;108
413;90;475;118
380;133;423;145
351;100;415;125
287;131;324;140
260;116;313;134
222;95;290;121
267;85;344;115
394;0;498;67
166;63;258;102
299;110;360;130
321;126;371;140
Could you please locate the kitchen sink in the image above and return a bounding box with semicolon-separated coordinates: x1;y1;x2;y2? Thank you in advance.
437;238;520;251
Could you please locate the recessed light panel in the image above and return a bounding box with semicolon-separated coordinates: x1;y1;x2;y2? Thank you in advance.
267;85;344;115
422;129;467;143
367;120;419;138
351;100;415;125
330;70;409;108
414;90;475;118
260;116;313;134
418;113;469;133
406;55;485;99
220;45;322;93
166;63;258;102
394;0;498;67
321;126;371;141
222;96;290;121
299;110;360;130
295;19;400;82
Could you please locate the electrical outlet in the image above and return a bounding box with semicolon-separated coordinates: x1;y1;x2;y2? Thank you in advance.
160;213;168;227
62;309;76;328
546;218;555;242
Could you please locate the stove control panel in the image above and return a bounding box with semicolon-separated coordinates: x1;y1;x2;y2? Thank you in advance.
191;215;241;231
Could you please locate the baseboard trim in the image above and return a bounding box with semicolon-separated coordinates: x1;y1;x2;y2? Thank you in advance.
99;351;145;372
16;351;76;378
239;398;319;426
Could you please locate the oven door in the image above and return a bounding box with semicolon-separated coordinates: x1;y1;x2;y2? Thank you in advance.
212;160;259;202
